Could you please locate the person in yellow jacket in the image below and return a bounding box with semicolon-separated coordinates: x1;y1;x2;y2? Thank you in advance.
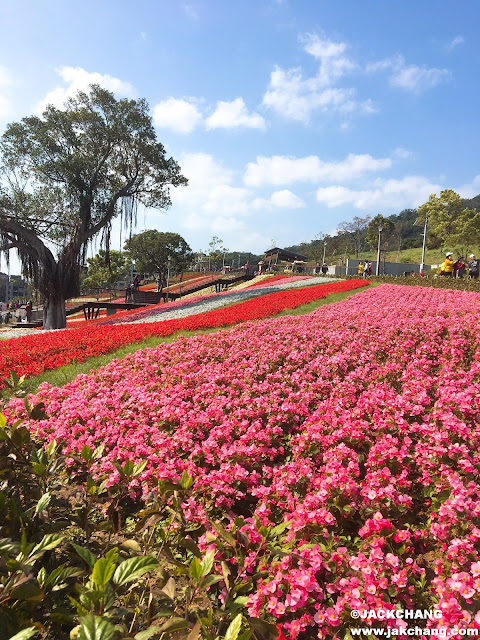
442;252;454;276
358;262;364;276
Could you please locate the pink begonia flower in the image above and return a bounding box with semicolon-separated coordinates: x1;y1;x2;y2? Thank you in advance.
12;283;480;638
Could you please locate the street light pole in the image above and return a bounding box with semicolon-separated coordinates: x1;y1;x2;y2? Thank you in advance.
420;215;428;275
166;257;171;303
322;241;327;265
376;226;383;276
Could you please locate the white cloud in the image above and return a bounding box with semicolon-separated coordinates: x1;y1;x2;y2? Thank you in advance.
206;98;266;130
446;35;465;52
244;153;391;187
262;34;374;122
253;190;305;210
456;175;480;199
316;175;443;210
392;147;412;160
367;55;451;93
153;97;203;133
270;190;305;208
35;66;136;114
301;33;356;86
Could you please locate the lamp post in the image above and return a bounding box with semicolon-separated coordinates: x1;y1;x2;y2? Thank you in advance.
420;215;428;275
166;256;171;303
322;241;327;265
376;226;383;276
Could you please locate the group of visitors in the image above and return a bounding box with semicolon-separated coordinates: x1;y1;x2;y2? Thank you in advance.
357;262;373;278
0;300;33;324
125;275;141;302
314;262;329;275
439;252;479;278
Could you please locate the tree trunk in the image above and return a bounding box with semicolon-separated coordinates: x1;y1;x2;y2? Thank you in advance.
43;295;67;330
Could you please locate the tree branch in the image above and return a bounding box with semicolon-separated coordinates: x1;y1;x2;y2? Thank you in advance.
0;209;56;267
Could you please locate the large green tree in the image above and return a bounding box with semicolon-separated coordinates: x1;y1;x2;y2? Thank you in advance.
417;189;480;254
125;230;192;292
0;85;187;329
82;249;130;290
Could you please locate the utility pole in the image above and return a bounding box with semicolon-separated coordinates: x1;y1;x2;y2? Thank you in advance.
166;256;171;302
322;241;327;264
376;226;383;276
420;216;428;275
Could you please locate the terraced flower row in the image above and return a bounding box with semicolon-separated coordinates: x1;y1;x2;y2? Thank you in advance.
21;284;480;636
0;279;366;382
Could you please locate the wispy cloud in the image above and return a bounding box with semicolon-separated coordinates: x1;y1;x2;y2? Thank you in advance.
244;153;392;187
262;33;375;123
316;175;443;210
182;3;199;21
446;35;465;52
367;54;450;93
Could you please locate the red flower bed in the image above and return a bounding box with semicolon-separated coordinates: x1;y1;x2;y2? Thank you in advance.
0;279;367;382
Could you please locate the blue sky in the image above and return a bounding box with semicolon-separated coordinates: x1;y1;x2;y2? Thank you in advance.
0;0;479;262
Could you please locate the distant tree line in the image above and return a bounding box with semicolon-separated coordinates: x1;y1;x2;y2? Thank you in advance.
286;191;480;263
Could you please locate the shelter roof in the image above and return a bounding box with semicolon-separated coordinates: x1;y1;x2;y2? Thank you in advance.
264;247;309;262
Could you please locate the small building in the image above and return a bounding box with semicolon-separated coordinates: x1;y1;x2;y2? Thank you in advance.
264;247;309;272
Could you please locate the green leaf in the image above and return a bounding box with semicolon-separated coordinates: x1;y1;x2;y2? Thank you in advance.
80;445;93;462
122;460;134;476
180;470;194;489
270;521;291;537
7;627;39;640
200;574;223;588
35;492;51;515
133;460;148;476
72;543;96;569
120;539;142;553
225;614;243;640
46;564;83;589
200;549;215;577
28;534;64;562
212;521;236;547
134;627;162;640
11;583;45;602
31;462;46;477
0;412;7;428
189;556;203;581
112;555;158;587
78;615;115;640
157;617;190;634
91;552;118;588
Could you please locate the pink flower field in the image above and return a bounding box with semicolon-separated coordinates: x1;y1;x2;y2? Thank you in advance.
18;284;480;637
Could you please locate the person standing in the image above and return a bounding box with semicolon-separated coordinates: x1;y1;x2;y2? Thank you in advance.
468;254;479;279
455;256;466;279
358;262;364;276
25;301;33;323
321;262;328;275
442;252;454;276
363;262;369;279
